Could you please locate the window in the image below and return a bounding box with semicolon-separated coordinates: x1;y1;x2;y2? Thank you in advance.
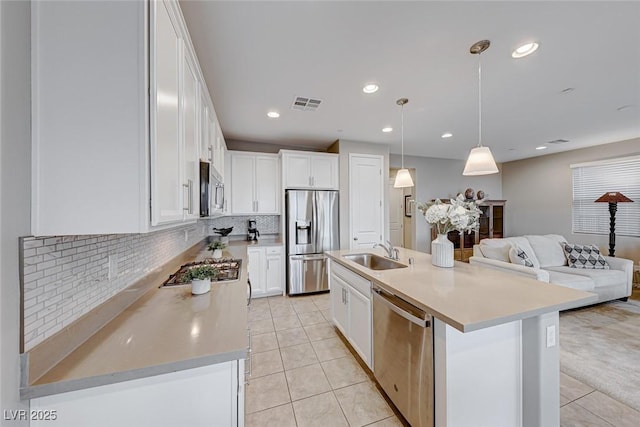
571;155;640;237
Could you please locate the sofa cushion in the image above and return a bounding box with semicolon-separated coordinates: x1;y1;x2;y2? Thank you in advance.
545;266;626;288
479;237;539;265
544;269;595;291
562;243;609;269
525;234;567;268
508;245;539;268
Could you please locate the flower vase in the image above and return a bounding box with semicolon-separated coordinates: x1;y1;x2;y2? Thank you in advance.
212;249;223;259
431;233;454;268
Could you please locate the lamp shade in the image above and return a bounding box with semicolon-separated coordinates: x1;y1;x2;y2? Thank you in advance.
463;146;499;176
595;192;633;203
394;168;414;188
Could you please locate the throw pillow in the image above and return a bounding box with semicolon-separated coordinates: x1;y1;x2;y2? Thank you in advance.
509;246;535;268
562;243;610;269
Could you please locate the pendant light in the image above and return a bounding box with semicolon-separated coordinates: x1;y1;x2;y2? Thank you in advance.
394;98;414;188
463;40;499;176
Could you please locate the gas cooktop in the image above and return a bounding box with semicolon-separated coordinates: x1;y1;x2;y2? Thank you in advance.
161;258;242;287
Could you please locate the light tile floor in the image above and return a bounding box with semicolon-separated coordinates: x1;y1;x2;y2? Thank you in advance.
246;293;640;427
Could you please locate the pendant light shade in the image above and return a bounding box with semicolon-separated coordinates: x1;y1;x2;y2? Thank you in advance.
463;40;499;176
394;168;414;187
394;98;414;188
462;146;499;175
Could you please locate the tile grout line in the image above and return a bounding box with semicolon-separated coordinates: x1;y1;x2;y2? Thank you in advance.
572;396;617;427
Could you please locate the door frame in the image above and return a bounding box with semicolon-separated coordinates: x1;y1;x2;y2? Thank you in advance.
348;153;384;250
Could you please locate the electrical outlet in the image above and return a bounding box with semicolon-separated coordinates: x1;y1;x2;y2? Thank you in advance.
184;230;189;242
108;255;119;280
546;325;556;348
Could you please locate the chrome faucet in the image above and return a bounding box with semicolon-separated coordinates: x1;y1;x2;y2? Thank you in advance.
374;241;400;260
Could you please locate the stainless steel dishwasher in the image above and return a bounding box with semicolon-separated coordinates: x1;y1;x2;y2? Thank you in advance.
373;286;434;427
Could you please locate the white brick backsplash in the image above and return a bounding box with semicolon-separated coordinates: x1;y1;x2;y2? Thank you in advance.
20;222;206;350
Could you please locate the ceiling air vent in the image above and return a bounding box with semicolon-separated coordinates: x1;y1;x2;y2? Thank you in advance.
291;96;322;112
547;139;570;145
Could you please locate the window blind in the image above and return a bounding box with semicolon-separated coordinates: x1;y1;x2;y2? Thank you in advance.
571;155;640;237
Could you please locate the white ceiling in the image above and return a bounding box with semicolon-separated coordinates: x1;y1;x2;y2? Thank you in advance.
180;1;640;162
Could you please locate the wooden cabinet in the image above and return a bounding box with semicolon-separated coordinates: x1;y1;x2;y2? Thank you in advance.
247;246;284;298
229;152;279;215
31;0;224;234
329;261;372;368
478;200;506;240
430;199;507;262
281;150;339;190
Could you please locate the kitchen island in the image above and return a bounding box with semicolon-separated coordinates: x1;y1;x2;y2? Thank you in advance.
22;240;255;427
326;247;596;427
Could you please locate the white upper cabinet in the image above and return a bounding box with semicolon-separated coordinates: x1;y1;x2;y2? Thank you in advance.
32;0;224;234
181;48;201;220
229;152;280;215
281;150;339;190
150;0;182;226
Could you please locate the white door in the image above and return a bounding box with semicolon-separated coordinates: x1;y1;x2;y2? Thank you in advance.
255;156;279;214
230;153;255;214
349;154;384;249
182;48;200;219
389;179;404;247
151;1;182;225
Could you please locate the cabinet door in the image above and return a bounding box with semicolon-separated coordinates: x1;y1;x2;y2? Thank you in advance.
311;155;338;189
230;154;256;214
247;248;265;297
181;48;200;220
330;275;349;336
151;0;182;225
283;153;311;188
255;156;279;214
348;287;372;368
215;121;226;180
265;252;283;295
200;94;211;162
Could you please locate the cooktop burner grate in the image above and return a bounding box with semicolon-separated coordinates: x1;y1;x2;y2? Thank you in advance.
161;258;242;287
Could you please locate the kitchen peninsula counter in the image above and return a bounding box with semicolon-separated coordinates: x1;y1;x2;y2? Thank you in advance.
326;247;595;332
22;241;253;399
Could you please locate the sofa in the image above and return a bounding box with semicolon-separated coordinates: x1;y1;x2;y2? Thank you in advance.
469;234;633;307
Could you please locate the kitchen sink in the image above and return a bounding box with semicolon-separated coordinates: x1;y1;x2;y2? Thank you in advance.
343;253;407;270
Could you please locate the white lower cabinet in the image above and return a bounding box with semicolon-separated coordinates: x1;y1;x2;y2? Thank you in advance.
329;261;372;368
247;246;284;298
30;360;245;427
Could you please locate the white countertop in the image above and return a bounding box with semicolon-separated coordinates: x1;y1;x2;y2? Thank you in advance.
24;241;252;399
326;247;596;332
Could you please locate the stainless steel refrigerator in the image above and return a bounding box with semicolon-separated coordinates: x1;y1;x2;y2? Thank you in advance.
286;190;339;295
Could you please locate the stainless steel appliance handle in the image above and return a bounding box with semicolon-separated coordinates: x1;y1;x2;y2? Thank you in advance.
247;278;252;306
290;255;326;261
373;287;429;327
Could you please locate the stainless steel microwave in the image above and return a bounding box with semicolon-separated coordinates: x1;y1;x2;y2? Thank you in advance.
200;161;224;217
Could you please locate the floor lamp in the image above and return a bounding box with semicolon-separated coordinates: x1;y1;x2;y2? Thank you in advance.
595;192;634;257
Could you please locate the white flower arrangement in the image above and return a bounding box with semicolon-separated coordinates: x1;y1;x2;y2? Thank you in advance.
416;194;483;235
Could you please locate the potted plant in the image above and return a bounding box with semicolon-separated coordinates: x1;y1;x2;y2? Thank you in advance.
207;240;227;259
184;265;218;295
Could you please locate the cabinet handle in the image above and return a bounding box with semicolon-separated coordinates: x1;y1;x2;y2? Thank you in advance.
208;145;213;162
353;237;358;241
256;200;259;212
182;180;193;214
312;176;315;187
308;176;312;187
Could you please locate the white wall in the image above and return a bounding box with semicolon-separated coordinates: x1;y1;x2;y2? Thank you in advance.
390;154;503;253
1;0;31;424
329;140;390;249
502;138;640;260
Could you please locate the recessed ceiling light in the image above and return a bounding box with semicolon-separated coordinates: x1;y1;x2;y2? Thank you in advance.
512;42;539;58
441;132;453;139
362;84;379;94
536;146;548;150
267;111;280;118
382;127;393;133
